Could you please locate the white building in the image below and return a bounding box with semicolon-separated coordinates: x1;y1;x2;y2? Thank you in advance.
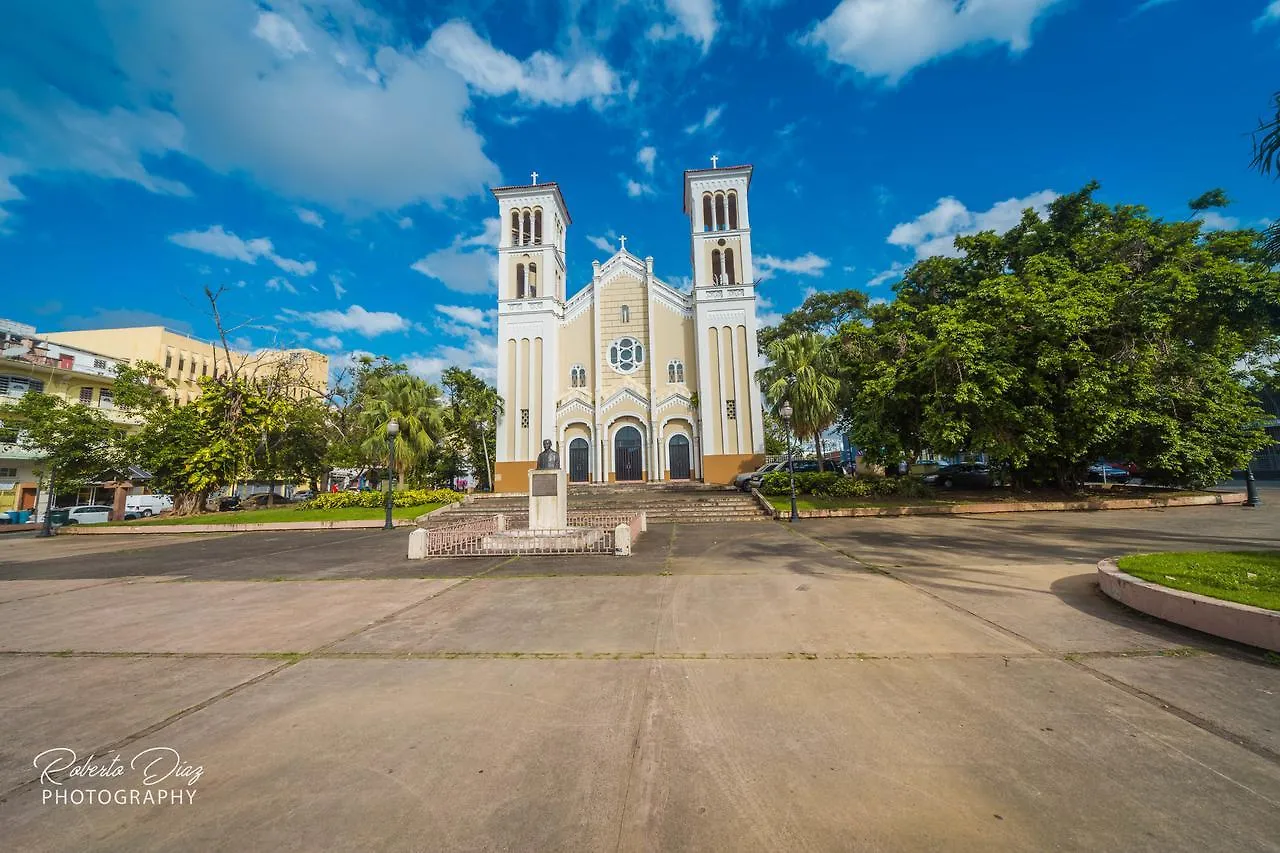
492;162;765;492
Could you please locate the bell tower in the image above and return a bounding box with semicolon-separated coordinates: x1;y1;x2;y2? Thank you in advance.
492;175;572;489
684;161;765;481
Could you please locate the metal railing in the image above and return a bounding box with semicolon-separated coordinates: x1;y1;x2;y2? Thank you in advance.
418;511;644;557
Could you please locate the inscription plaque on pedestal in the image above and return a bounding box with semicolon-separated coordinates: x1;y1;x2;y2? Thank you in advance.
531;472;559;497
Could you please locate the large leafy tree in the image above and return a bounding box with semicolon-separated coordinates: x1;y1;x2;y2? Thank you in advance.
838;183;1280;489
0;392;123;497
440;367;502;490
758;289;868;349
757;332;842;462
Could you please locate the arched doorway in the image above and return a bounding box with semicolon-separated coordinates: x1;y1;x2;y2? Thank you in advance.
568;437;590;483
668;434;691;480
614;426;643;482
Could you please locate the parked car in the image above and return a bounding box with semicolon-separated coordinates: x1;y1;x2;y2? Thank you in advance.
215;495;242;512
1086;464;1131;484
291;490;314;502
240;492;292;508
62;505;114;525
922;463;1000;489
789;458;842;474
736;461;785;491
125;494;173;518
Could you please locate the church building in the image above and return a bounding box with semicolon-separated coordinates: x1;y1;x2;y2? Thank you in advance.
492;162;766;492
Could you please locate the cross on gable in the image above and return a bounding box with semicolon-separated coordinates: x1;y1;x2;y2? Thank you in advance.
710;155;718;169
619;235;627;250
530;171;538;185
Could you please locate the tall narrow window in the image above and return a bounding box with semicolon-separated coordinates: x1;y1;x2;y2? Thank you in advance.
510;210;520;245
528;262;537;298
728;191;739;230
522;210;532;245
516;263;526;299
725;248;736;286
533;208;543;245
620;305;630;323
714;193;726;231
667;360;684;383
570;365;586;388
702;194;713;233
711;249;722;285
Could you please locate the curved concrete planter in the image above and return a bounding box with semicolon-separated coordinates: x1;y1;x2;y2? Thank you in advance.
1097;558;1280;652
775;491;1243;519
65;519;413;534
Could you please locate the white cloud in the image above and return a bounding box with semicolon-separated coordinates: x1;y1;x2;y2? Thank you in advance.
310;334;344;351
755;252;831;281
265;276;298;295
1257;1;1280;27
867;262;907;287
251;11;308;58
647;0;720;52
1196;211;1241;231
410;218;498;294
397;216;414;229
0;154;24;232
168;225;317;276
684;105;724;134
426;20;620;108
281;305;412;337
295;207;324;228
887;190;1058;259
587;231;619;254
436;304;489;328
330;273;347;300
1132;0;1179;14
626;179;654;198
801;0;1066;84
0;1;501;217
637;145;657;175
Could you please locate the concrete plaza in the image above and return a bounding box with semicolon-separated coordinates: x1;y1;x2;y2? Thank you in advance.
0;498;1278;851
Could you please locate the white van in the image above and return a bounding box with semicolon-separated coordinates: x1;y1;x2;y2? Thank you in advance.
125;494;173;518
64;505;113;525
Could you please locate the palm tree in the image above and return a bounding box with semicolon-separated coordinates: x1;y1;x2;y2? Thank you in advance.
1251;91;1280;262
756;332;841;464
358;374;446;488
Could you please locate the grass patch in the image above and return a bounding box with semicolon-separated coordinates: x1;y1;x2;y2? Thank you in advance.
1117;551;1280;611
109;503;442;526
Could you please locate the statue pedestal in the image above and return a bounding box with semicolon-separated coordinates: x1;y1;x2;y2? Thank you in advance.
528;469;567;531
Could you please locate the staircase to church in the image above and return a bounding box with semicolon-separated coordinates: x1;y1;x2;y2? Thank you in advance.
427;484;772;525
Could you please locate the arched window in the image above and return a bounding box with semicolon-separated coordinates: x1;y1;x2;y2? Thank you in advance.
528;262;537;298
522;210;532;245
516;263;526;299
711;249;722;285
570;365;586;388
667;360;684;383
510;210;520;245
620;305;630;323
728;191;739;230
608;337;644;374
533;208;543;245
714;193;726;231
725;248;736;286
702;193;713;233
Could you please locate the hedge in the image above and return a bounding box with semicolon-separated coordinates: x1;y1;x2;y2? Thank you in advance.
300;488;465;510
758;471;932;500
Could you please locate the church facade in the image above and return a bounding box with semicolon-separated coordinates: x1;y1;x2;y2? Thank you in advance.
492;163;765;492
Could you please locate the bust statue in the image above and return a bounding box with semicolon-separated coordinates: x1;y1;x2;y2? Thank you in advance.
536;439;560;470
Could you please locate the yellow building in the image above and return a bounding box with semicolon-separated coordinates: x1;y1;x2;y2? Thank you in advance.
492;162;766;492
0;319;137;513
42;326;329;405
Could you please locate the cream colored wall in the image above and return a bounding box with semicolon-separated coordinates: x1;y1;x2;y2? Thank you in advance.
559;309;594;398
651;304;695;395
597;274;650;394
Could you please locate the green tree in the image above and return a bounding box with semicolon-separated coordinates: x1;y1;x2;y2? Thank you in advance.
1251;92;1280;262
441;367;502;490
758;289;868;349
0;392;123;499
358;373;446;488
756;332;842;463
837;182;1280;489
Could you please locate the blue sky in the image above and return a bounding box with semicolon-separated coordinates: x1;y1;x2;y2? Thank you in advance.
1;0;1278;383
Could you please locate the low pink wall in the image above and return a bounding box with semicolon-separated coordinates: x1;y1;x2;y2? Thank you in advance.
789;492;1244;519
66;519;413;534
1097;558;1280;652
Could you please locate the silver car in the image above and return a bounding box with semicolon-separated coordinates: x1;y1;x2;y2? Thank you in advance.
736;461;785;491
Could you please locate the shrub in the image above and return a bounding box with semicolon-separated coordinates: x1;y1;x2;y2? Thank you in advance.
824;477;870;498
300;488;464;510
759;472;791;496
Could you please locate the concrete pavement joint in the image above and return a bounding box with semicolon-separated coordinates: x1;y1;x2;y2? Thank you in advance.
786;523;1280;769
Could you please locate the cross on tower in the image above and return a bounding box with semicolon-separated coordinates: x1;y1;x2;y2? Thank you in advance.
530;171;538;185
710;155;718;169
619;235;628;251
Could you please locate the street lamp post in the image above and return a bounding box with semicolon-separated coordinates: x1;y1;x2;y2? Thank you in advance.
40;462;56;537
1244;464;1261;508
780;402;798;523
384;419;399;530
